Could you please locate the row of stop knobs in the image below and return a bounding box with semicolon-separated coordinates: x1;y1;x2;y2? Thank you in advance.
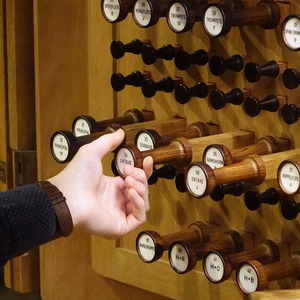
111;39;299;89
136;222;300;294
50;109;300;220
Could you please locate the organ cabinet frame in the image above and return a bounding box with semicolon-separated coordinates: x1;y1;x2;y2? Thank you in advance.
33;0;300;299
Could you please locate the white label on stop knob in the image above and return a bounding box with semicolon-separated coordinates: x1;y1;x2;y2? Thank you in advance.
73;118;91;137
186;165;207;197
282;16;300;51
169;243;189;273
204;252;224;282
203;6;224;37
278;162;300;194
136;132;155;151
237;264;258;294
204;146;225;169
137;233;156;262
116;147;135;176
133;0;151;27
52;133;69;162
168;3;187;32
102;0;120;22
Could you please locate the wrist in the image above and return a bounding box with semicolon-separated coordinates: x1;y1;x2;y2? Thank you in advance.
36;181;73;237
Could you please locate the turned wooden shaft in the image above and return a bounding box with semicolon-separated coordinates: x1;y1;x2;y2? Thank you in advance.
214;149;300;186
231;4;277;27
230;136;290;163
157;222;210;251
229;241;279;270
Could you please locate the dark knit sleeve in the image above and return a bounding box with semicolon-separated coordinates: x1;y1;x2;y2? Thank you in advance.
0;184;57;267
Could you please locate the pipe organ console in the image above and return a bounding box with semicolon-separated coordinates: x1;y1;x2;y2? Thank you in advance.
44;0;300;299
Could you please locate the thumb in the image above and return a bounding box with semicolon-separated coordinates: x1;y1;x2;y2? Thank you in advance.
90;129;125;159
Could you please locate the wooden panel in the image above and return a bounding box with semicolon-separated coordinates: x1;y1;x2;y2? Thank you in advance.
92;0;300;299
34;0;300;299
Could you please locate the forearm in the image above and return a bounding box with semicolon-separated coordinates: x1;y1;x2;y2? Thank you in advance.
0;183;65;266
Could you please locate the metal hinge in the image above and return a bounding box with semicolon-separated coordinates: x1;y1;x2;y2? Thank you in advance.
0;161;7;183
13;150;37;186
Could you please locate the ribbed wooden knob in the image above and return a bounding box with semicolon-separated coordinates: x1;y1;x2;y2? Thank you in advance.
101;0;134;23
167;0;208;33
72;108;154;136
236;252;300;294
203;240;280;283
136;221;210;263
168;230;244;274
186;149;300;198
202;1;280;37
132;0;173;28
51;124;121;163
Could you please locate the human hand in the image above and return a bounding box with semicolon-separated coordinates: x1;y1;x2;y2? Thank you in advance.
48;129;153;239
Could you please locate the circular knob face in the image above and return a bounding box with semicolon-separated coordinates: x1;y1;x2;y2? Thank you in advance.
73;118;92;137
169;243;190;273
167;2;188;33
186;164;208;197
51;133;70;163
282;69;300;90
281;103;299;125
282;15;300;51
136;232;157;262
203;252;225;283
133;0;152;27
203;146;225;169
135;131;156;151
203;6;224;37
236;263;259;294
278;161;300;195
101;0;121;22
115;147;135;176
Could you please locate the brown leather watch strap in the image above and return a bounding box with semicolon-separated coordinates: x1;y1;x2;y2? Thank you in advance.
36;181;73;237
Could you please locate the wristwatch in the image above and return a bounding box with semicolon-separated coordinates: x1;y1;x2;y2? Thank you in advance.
36;181;73;237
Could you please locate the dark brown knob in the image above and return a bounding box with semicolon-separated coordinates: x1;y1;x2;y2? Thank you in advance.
282;68;300;90
236;252;300;294
203;240;280;283
148;164;177;185
281;103;300;125
202;1;280;38
111;71;145;91
175;172;187;193
101;0;134;23
141;44;176;65
175;49;208;70
208;88;244;110
280;199;300;220
136;221;210;263
209;54;244;76
244;187;282;211
243;95;279;117
141;76;178;98
244;60;279;83
175;82;211;104
110;39;145;59
168;230;244;274
210;183;244;202
132;0;173;28
72;108;154;136
167;0;207;33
